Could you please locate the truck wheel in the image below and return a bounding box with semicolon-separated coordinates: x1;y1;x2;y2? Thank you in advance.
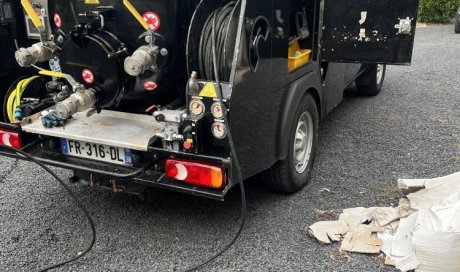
263;93;319;193
356;64;386;96
455;22;460;33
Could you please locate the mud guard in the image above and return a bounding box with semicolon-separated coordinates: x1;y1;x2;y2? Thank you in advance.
277;70;321;160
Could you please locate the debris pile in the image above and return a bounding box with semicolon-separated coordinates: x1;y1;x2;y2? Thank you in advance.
309;172;460;272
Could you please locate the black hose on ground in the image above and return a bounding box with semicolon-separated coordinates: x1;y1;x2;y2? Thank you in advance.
0;145;96;272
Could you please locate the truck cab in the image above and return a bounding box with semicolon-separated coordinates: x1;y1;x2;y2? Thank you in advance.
0;0;419;200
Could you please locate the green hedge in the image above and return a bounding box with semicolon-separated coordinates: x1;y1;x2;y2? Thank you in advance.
419;0;460;23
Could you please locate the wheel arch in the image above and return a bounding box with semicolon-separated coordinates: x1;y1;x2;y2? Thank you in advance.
277;72;322;160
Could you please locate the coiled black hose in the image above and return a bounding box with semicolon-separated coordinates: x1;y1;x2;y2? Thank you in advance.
198;2;237;81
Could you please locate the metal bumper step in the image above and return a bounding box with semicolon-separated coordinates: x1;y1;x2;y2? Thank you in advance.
21;110;165;151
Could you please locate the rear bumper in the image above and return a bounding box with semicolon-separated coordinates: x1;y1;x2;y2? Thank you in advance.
0;132;234;201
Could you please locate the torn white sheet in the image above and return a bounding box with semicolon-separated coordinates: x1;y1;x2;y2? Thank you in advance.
398;198;418;219
424;171;460;189
407;176;460;210
395;254;421;272
377;231;394;258
415;204;460;233
381;220;400;235
399;198;411;209
391;212;418;257
371;207;401;227
308;220;348;244
339;207;373;226
308;171;460;272
398;178;427;194
413;232;460;272
340;225;383;254
398;172;460;194
412;204;460;271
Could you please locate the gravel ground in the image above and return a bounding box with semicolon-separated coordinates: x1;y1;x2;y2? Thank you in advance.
1;25;459;272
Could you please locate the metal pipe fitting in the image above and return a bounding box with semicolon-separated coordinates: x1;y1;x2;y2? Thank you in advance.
123;45;159;77
55;88;97;120
15;41;59;67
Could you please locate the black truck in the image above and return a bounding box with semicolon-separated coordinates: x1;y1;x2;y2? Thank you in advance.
0;0;419;200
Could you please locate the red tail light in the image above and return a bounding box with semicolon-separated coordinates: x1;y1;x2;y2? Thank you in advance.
165;159;226;189
0;129;22;149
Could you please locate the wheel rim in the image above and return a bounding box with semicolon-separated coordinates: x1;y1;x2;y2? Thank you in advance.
376;64;384;84
293;111;314;174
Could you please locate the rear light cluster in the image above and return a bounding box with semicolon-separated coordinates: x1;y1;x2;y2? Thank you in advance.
165;159;226;189
0;129;22;149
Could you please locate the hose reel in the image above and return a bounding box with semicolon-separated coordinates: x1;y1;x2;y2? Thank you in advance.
187;0;240;82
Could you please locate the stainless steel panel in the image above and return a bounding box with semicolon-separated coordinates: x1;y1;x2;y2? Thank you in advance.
22;110;165;151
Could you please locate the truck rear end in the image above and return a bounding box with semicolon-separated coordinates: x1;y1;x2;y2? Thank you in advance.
0;0;420;200
0;0;247;200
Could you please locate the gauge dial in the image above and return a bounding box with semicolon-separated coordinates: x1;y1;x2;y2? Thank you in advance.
211;102;225;119
212;122;227;139
189;99;205;117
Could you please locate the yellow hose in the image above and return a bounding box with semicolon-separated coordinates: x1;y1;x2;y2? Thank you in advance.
6;76;40;122
7;79;23;122
6;80;22;122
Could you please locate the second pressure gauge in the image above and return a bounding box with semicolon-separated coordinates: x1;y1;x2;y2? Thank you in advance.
211;102;225;119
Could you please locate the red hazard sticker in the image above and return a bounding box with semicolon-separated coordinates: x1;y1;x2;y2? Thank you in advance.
82;69;95;84
142;11;161;31
54;13;62;28
144;81;158;91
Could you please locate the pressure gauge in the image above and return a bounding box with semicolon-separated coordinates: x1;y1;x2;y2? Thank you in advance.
189;99;205;117
211;102;225;119
212;122;227;139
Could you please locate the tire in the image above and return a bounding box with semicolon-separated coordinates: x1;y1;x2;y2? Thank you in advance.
356;64;386;96
263;92;319;193
455;21;460;33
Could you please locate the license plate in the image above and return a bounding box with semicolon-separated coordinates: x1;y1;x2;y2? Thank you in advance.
61;139;133;166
